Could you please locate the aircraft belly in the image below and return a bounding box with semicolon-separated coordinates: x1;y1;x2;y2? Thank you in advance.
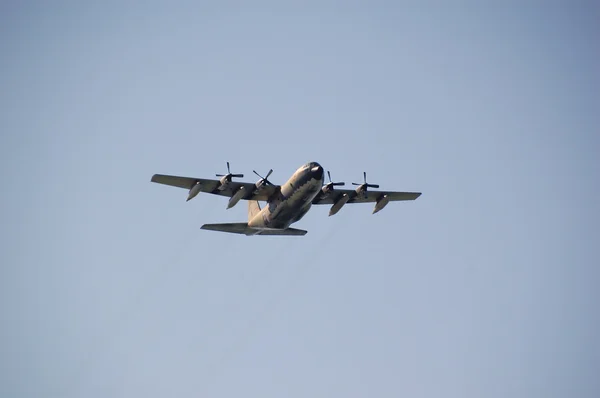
268;179;321;228
248;173;322;230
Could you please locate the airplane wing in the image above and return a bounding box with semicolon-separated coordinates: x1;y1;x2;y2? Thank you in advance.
150;174;279;201
312;189;421;205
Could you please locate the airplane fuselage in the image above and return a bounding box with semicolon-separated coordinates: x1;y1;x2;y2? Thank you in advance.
248;162;324;229
151;159;421;236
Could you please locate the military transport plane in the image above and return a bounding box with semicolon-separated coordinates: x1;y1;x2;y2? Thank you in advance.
151;161;421;236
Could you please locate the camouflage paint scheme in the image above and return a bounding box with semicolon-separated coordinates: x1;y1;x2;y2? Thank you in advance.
151;161;421;236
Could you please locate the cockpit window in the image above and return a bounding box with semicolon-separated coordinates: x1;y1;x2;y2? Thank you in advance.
297;162;314;173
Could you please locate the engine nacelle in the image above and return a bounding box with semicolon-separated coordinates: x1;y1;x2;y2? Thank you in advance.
187;182;202;201
227;186;246;209
355;184;367;198
253;169;274;193
255;179;266;191
329;193;350;216
321;184;335;196
373;195;390;214
218;175;231;191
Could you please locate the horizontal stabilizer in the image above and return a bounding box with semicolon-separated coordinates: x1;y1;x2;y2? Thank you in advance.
200;223;307;236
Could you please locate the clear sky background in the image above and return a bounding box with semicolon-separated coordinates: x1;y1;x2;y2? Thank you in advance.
1;2;599;397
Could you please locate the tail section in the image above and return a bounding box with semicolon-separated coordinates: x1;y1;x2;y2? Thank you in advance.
248;200;261;221
200;200;307;236
201;223;250;235
200;223;307;236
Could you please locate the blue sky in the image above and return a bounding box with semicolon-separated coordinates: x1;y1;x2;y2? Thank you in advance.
1;2;599;397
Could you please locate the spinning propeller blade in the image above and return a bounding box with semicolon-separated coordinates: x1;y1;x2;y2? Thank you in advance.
327;171;345;186
253;169;274;186
216;161;244;178
352;172;379;188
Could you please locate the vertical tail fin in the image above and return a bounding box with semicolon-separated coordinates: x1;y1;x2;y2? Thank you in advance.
248;200;261;221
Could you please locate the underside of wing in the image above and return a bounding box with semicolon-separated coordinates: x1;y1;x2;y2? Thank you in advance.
312;189;421;215
312;189;421;205
151;174;200;190
351;190;422;203
151;174;278;201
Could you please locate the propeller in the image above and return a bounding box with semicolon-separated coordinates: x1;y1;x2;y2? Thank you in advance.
352;172;379;189
325;171;345;188
216;161;244;180
253;168;274;187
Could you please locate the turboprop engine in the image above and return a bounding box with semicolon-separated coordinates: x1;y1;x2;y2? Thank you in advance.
352;172;379;198
215;161;243;191
253;168;274;191
321;171;345;196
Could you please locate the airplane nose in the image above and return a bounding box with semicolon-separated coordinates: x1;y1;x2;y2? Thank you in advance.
311;164;324;179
